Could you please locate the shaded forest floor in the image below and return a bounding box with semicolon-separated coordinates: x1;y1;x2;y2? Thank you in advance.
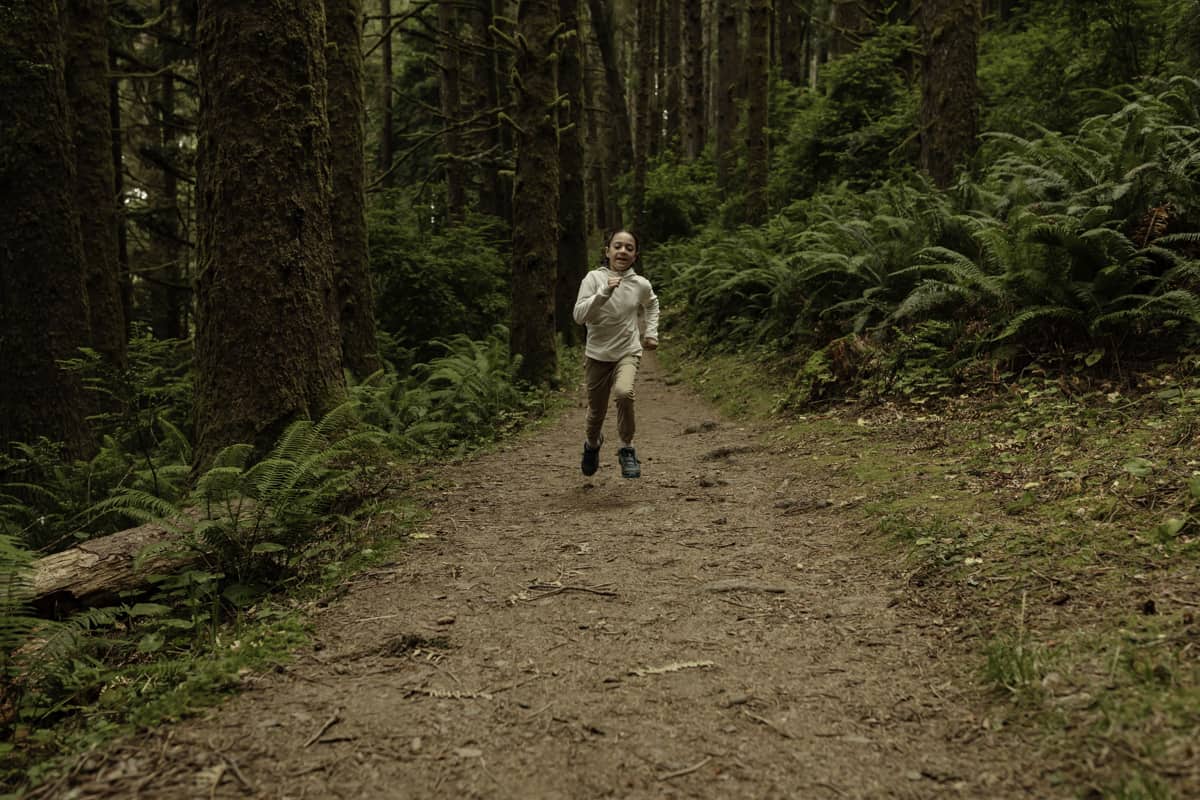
33;353;1199;799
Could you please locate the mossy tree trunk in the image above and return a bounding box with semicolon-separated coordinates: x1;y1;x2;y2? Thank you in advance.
715;0;739;191
630;0;654;229
438;0;467;220
680;0;704;160
193;0;345;470
466;0;505;220
556;0;588;347
663;0;681;149
777;0;809;86
744;0;769;225
0;0;93;457
917;0;980;189
586;0;633;166
328;0;381;379
66;0;126;369
378;0;396;187
509;0;560;386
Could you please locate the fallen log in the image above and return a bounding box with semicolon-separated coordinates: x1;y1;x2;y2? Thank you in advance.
30;512;202;614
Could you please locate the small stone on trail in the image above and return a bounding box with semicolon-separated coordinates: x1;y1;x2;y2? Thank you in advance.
410;737;422;753
436;614;457;625
454;747;483;758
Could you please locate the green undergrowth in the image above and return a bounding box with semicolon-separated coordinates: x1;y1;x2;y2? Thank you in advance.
659;341;1200;800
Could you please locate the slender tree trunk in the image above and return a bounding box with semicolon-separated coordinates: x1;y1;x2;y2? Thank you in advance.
65;0;126;368
110;45;132;337
917;0;981;189
715;0;739;191
328;0;381;378
379;0;396;186
509;0;560;385
438;0;467;219
631;0;654;229
777;0;808;85
582;14;612;231
680;0;704;159
0;0;92;456
557;0;588;346
194;0;345;469
662;0;681;149
467;0;503;219
745;0;769;224
585;0;634;167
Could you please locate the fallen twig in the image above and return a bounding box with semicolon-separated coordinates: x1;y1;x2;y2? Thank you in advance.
526;582;618;599
405;686;494;700
742;709;794;739
303;712;341;748
630;660;714;677
657;756;712;781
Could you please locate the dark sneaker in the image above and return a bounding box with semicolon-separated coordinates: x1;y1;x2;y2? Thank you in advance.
617;446;641;479
581;437;602;476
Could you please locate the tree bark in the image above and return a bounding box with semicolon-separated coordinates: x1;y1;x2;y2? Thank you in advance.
66;0;127;369
663;0;681;149
467;0;505;220
438;0;467;219
631;0;654;229
680;0;704;159
776;0;809;85
557;0;588;346
0;0;93;457
379;0;396;186
585;0;633;169
194;0;346;470
715;0;739;191
917;0;981;189
328;0;381;379
509;0;560;385
744;0;769;224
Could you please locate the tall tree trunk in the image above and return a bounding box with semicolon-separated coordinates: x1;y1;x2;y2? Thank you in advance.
557;0;588;346
585;0;633;168
467;0;503;219
680;0;704;160
0;0;92;456
917;0;980;189
631;0;654;229
663;0;681;149
379;0;396;186
509;0;560;385
110;45;132;337
777;0;808;85
328;0;381;379
148;0;187;341
582;14;613;231
715;0;738;191
66;0;126;368
438;0;467;219
744;0;769;224
194;0;345;470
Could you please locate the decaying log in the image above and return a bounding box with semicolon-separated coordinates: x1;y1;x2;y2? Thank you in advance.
30;512;202;612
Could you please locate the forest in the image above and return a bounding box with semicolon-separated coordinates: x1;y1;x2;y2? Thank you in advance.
2;0;1200;796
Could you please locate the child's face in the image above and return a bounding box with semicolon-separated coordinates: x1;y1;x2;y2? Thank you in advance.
607;232;638;271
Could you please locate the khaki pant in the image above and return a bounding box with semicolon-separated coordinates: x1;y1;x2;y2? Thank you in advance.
585;353;641;446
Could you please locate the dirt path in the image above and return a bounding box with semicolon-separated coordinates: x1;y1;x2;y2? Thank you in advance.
61;355;1060;799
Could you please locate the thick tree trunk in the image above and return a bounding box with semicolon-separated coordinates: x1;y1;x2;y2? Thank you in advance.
744;0;769;224
715;0;738;191
194;0;345;470
557;0;588;346
631;0;654;229
110;45;133;336
379;0;396;186
918;0;981;189
66;0;126;369
328;0;381;379
438;0;467;219
0;0;93;457
509;0;560;385
680;0;704;160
